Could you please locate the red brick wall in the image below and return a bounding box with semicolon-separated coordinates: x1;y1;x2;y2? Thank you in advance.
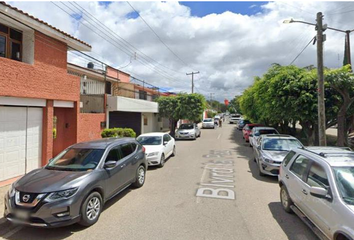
42;100;54;165
78;113;106;142
0;31;80;102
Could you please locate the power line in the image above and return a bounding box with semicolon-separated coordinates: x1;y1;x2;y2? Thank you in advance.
289;36;316;65
126;1;191;69
53;2;181;83
69;1;185;76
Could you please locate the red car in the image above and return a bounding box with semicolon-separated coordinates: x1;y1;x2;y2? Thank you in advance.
242;124;263;142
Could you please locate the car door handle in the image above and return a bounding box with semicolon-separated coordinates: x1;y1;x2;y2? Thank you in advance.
120;164;126;168
285;174;289;179
302;189;308;195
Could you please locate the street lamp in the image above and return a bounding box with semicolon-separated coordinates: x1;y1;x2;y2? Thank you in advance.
284;14;327;145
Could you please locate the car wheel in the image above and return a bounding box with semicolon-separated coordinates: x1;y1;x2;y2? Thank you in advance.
172;146;176;157
280;185;294;213
159;154;165;168
79;192;103;227
133;165;146;188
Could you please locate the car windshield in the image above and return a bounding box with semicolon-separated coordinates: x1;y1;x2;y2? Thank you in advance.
46;148;104;171
333;167;354;205
203;119;212;122
137;136;162;145
249;125;260;130
262;138;303;151
180;124;194;129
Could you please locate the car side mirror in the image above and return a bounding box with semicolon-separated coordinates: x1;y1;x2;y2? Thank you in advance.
104;161;117;169
163;141;168;145
310;186;331;200
257;146;261;150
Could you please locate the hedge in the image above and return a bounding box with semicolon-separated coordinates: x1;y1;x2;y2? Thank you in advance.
101;128;136;138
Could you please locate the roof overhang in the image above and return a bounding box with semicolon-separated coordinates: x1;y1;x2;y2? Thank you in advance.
0;3;91;51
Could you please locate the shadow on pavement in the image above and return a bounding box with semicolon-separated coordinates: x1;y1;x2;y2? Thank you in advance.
268;202;318;240
0;187;134;240
228;125;278;184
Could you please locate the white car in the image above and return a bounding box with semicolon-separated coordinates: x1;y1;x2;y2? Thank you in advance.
202;118;215;129
137;133;176;167
229;114;241;124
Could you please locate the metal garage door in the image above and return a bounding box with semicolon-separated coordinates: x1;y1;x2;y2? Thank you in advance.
0;107;42;182
109;111;141;136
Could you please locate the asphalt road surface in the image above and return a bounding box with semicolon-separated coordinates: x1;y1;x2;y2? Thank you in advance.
0;122;318;240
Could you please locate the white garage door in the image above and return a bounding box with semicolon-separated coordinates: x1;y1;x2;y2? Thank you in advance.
0;107;42;182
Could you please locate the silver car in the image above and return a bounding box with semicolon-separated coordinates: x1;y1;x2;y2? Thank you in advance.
249;126;279;147
279;147;354;240
4;138;147;228
175;123;201;140
254;134;303;176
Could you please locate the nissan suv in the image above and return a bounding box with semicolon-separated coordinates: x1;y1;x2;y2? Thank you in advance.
4;138;147;228
279;147;354;240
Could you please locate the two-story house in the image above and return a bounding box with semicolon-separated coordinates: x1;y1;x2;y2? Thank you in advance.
0;2;105;184
68;62;170;136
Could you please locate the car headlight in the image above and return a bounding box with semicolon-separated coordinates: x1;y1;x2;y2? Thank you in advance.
8;184;16;198
45;188;78;202
264;158;274;164
147;152;159;157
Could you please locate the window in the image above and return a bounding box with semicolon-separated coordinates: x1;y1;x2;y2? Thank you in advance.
105;81;112;94
105;147;121;162
144;116;148;126
139;90;147;100
283;151;296;167
0;23;22;61
306;162;329;189
290;155;310;179
120;143;134;158
163;134;170;142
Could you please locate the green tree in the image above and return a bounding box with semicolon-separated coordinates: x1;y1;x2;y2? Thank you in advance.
325;65;354;146
156;93;206;137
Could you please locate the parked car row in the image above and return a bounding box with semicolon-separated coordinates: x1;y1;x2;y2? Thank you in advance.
237;120;354;240
4;130;179;228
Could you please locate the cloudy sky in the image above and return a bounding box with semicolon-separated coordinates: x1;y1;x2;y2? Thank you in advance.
8;1;354;101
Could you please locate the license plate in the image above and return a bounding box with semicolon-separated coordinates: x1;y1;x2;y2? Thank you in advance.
15;210;29;220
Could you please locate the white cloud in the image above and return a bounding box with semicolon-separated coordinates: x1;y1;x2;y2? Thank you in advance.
8;1;354;101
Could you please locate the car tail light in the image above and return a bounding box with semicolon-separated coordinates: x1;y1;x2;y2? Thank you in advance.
142;146;146;153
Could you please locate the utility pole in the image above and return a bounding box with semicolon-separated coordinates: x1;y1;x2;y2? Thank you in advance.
316;12;327;146
346;30;352;66
186;71;199;93
209;93;214;109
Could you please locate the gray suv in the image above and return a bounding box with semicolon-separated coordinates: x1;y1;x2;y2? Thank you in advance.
4;138;147;228
279;147;354;240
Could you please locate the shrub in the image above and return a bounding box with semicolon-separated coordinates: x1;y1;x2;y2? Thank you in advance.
207;111;216;118
101;128;136;138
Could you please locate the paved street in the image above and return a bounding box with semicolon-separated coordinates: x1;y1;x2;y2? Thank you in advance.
0;123;317;240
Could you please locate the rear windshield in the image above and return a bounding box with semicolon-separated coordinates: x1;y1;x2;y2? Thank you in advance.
203;119;212;122
180;124;194;129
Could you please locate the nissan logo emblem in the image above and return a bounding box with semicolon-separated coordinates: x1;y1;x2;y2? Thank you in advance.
22;194;30;203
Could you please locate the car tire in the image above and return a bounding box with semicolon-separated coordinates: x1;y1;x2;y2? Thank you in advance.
171;146;176;157
280;185;294;213
159;154;165;168
79;192;103;227
132;165;146;188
